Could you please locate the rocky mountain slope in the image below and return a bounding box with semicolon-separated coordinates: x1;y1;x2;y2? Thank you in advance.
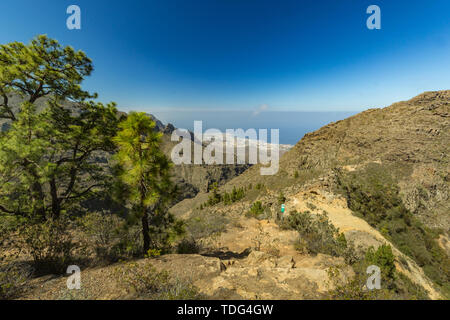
204;90;449;228
6;91;449;300
168;90;449;299
280;90;449;229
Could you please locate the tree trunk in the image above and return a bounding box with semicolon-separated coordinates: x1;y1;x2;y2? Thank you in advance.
31;181;46;219
142;211;150;254
24;159;46;219
140;177;150;254
50;178;60;219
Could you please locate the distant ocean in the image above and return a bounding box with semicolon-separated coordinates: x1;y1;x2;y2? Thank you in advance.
152;111;358;145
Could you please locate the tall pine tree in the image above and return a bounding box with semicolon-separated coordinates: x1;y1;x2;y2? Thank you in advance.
113;112;175;254
0;35;118;219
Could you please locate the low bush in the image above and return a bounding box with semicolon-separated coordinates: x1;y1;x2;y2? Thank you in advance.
116;261;202;299
176;238;201;254
335;164;450;297
77;212;124;262
365;244;396;285
223;187;245;205
0;262;32;300
206;182;221;206
245;201;265;218
185;211;228;241
202;185;246;207
57;287;93;300
19;217;77;275
326;266;393;300
280;211;351;258
327;244;429;300
0;214;26;235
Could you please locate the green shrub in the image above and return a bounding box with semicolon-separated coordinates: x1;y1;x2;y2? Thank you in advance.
0;215;26;234
77;212;124;261
230;187;245;202
280;211;350;258
326;266;393;300
116;262;202;299
223;192;231;205
207;182;221;206
365;245;396;284
145;249;162;258
177;238;201;254
19;217;77;274
205;186;246;207
246;201;265;218
207;192;221;206
185;211;228;241
327;244;430;300
395;272;430;300
0;263;31;300
335;164;449;296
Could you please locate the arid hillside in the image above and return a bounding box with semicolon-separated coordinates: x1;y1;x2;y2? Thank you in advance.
205;90;449;228
170;90;449;299
281;90;449;229
2;91;448;300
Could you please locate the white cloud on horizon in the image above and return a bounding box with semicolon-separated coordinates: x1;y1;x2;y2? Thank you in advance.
252;103;269;116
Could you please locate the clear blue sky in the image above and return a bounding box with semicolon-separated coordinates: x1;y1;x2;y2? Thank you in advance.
1;0;449;112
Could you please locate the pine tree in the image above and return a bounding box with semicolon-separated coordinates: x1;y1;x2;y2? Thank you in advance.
207;182;221;206
0;35;118;220
0;102;49;219
0;35;96;118
223;192;231;205
113;112;174;254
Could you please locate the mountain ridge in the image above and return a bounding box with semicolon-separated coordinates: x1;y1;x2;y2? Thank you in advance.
168;90;449;299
